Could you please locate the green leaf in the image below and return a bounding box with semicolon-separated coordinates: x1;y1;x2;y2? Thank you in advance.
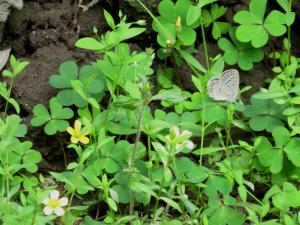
178;49;206;73
107;198;117;212
158;0;176;22
49;61;78;89
234;0;287;48
244;96;286;132
238;185;247;202
284;138;300;167
255;137;283;173
272;126;290;148
264;10;287;36
276;0;290;12
111;185;130;203
75;37;103;51
209;206;245;225
285;12;295;26
131;182;158;198
124;81;142;99
250;0;267;21
31;97;73;135
186;5;200;26
152;88;187;103
103;10;115;29
218;28;264;71
31;104;51;126
160;197;182;213
179;26;196;46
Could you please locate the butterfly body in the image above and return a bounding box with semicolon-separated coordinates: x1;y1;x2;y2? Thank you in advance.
207;69;239;102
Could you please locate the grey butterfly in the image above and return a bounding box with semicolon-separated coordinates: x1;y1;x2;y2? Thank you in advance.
0;48;11;71
207;69;239;102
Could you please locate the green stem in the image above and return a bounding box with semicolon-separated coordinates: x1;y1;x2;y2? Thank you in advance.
246;189;263;206
66;189;76;219
147;135;153;181
287;0;293;65
199;99;205;166
216;128;229;160
129;104;146;215
199;12;210;71
152;176;165;223
4;78;14;115
5;150;9;201
30;208;37;225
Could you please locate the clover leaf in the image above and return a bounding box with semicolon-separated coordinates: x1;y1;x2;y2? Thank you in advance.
31;97;74;135
255;136;283;174
255;127;300;175
49;61;106;108
218;28;264;70
202;4;231;39
243;96;286;132
153;0;198;47
234;0;287;47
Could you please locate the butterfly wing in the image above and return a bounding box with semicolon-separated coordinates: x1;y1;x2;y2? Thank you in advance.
221;69;239;102
0;48;11;71
207;69;239;102
207;77;220;99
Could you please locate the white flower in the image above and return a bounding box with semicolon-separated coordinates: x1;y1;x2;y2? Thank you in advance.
165;126;194;150
42;190;68;216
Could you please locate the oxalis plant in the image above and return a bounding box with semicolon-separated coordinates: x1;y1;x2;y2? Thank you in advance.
1;0;300;224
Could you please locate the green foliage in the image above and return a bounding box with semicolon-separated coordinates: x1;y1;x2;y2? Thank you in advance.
202;4;230;39
3;2;300;224
49;61;106;107
243;96;286;132
218;28;264;70
31;97;74;135
1;55;29;114
75;10;146;52
153;0;198;48
234;0;291;47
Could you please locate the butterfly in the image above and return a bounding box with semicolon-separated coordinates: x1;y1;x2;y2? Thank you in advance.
0;48;11;71
207;69;239;102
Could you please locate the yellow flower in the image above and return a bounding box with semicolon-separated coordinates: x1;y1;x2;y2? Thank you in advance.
42;190;68;216
67;120;90;144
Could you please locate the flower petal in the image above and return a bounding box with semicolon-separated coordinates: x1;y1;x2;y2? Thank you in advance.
71;136;79;144
42;197;50;205
50;190;60;199
186;140;194;150
171;126;180;136
43;206;53;215
182;130;192;136
66;127;74;136
54;207;65;216
74;120;82;132
80;136;89;144
59;197;68;206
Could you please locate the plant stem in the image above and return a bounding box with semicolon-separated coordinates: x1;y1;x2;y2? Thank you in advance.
129;104;146;215
199;100;205;166
4;78;14;115
66;189;76;218
147;135;153;181
287;0;293;65
199;12;210;71
152;176;165;223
